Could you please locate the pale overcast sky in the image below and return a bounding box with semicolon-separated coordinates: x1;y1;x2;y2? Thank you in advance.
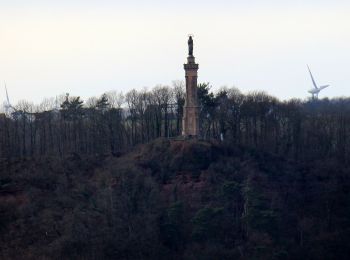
0;0;350;104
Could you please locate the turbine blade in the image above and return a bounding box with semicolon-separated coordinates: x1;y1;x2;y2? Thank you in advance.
307;65;318;89
319;85;330;90
4;82;10;104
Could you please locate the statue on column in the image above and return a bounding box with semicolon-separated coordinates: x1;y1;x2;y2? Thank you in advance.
188;35;193;56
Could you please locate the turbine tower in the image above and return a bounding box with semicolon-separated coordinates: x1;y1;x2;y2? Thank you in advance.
307;65;330;99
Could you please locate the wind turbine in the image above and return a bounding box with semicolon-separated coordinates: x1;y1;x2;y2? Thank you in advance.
307;65;330;99
3;82;17;115
4;82;12;114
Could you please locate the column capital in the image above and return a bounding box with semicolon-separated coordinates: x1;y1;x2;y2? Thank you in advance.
184;63;199;70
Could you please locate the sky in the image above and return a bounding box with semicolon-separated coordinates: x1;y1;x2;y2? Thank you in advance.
0;0;350;105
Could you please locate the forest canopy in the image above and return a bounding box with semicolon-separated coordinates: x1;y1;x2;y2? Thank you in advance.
1;82;349;165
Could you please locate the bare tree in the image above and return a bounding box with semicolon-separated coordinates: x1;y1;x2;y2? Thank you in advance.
172;80;185;135
105;90;125;109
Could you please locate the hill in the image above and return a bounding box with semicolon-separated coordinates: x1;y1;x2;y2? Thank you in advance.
1;139;350;259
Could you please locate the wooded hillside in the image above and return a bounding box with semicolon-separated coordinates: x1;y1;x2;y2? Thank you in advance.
1;85;350;259
1;139;349;259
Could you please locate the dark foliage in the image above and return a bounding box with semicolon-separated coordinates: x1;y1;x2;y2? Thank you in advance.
0;140;349;259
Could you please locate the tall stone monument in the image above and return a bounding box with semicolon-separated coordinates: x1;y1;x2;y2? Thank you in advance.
182;36;200;137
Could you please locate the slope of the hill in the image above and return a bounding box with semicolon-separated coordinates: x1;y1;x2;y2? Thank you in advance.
0;139;350;259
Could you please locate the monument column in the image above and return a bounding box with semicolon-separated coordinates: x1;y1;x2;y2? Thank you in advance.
182;36;200;137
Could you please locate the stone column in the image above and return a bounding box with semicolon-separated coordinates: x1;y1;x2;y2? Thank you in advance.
182;54;199;137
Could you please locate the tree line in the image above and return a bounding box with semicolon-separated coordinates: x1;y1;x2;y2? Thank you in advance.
0;81;349;164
